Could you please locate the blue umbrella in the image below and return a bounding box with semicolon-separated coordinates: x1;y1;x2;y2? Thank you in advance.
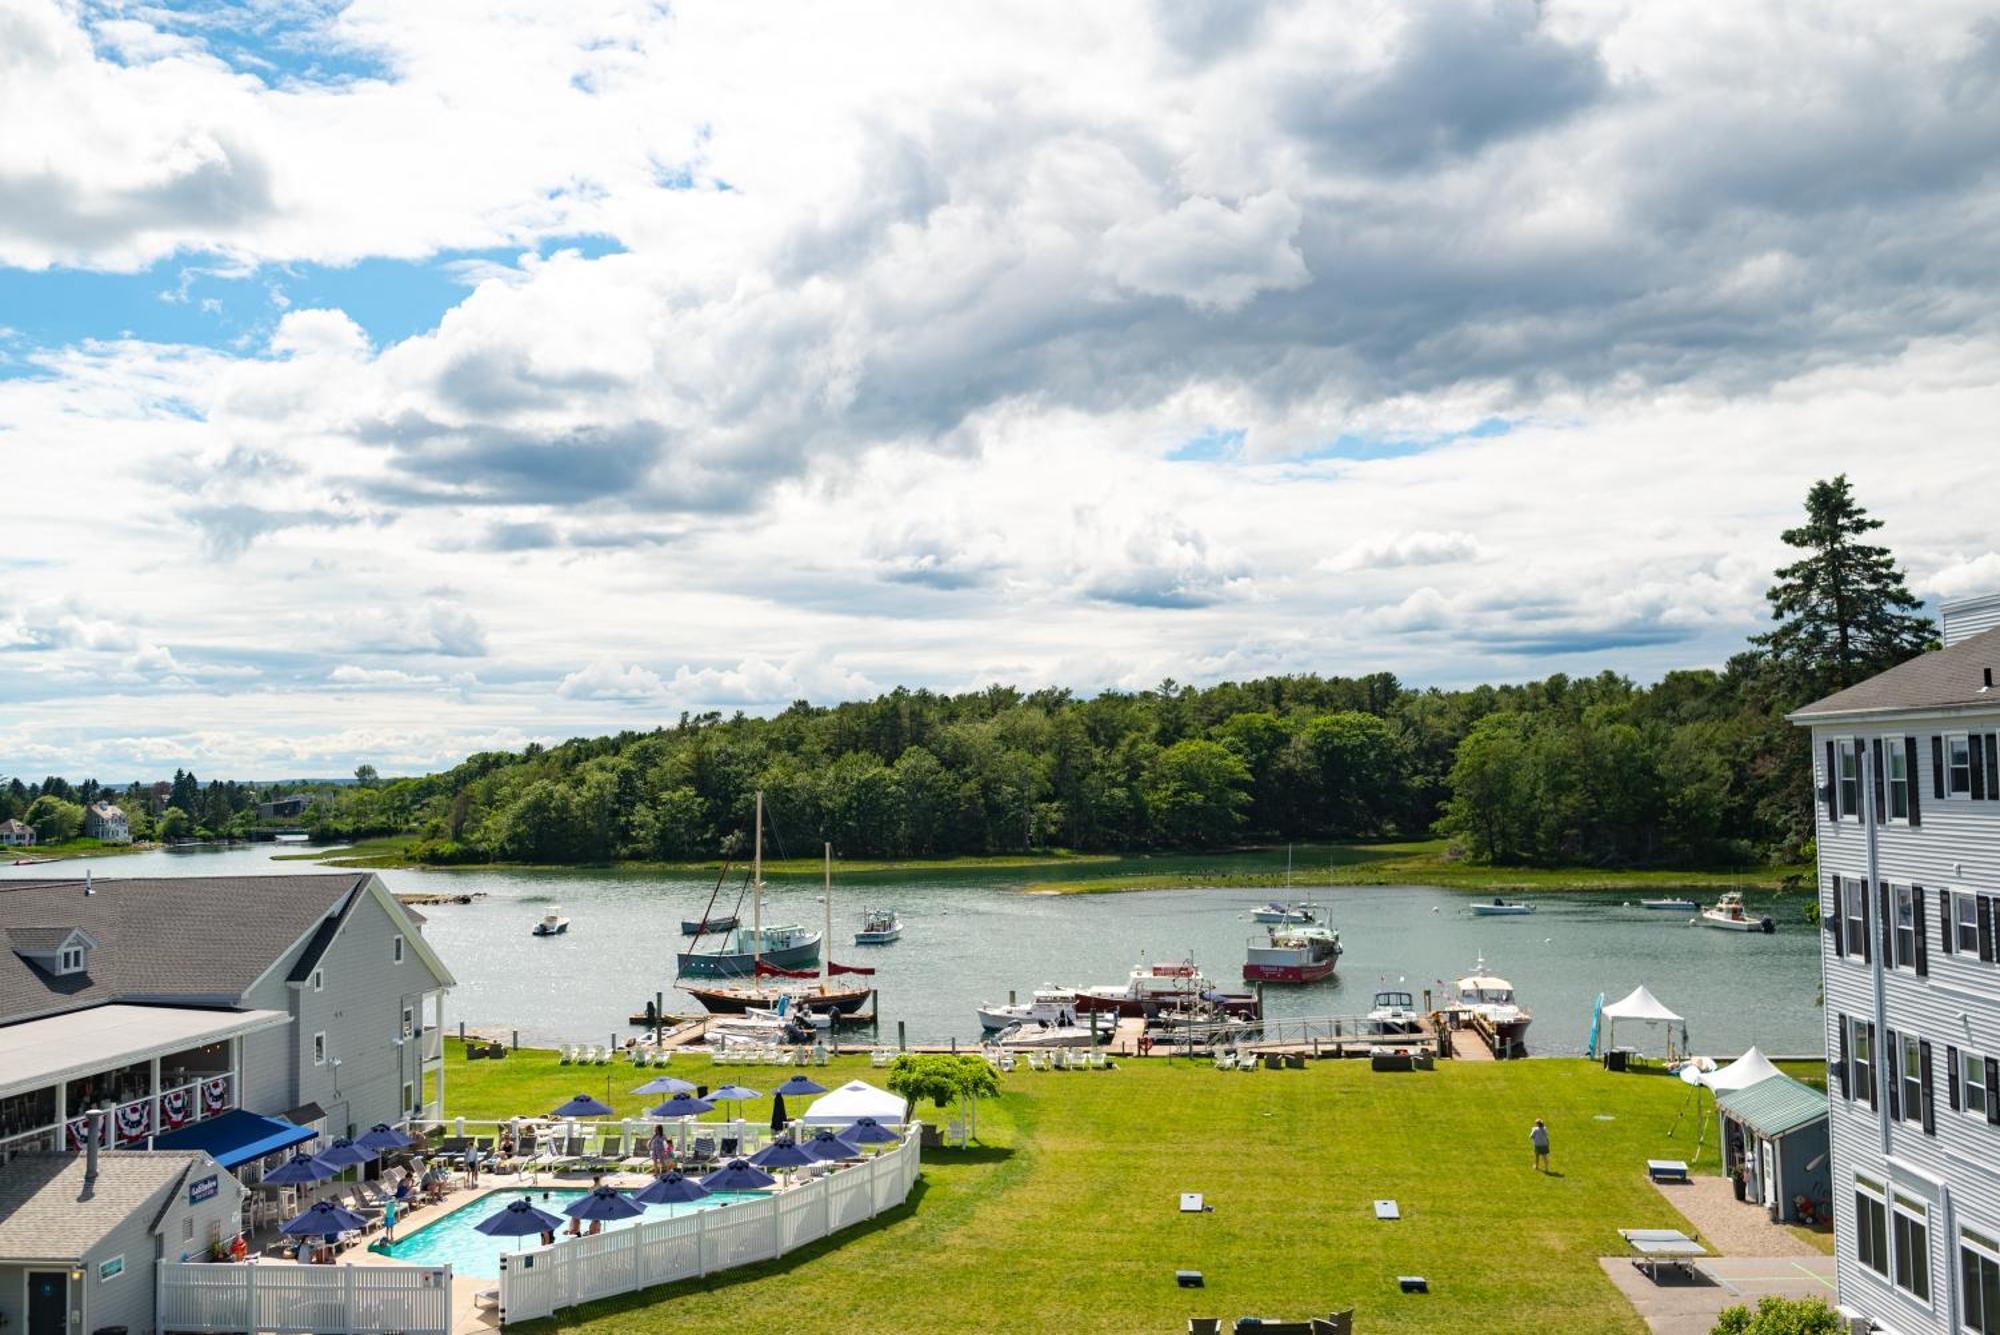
648;1092;715;1118
552;1094;615;1118
633;1171;711;1205
700;1159;776;1191
801;1129;858;1162
631;1076;697;1096
770;1092;788;1134
356;1123;413;1152
564;1186;646;1222
263;1152;339;1186
318;1137;377;1169
773;1075;826;1097
842;1116;901;1146
281;1199;368;1237
708;1083;761;1120
748;1138;816;1170
472;1197;565;1248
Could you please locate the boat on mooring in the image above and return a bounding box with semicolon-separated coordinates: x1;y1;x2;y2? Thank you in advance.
1471;897;1535;916
674;793;822;979
1250;902;1319;924
1699;891;1775;934
680;912;739;936
1640;898;1697;912
532;906;570;936
854;908;901;945
1242;924;1342;983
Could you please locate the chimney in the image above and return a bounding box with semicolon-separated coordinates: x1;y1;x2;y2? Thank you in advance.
84;1102;104;1184
1986;667;1996;691
84;870;93;896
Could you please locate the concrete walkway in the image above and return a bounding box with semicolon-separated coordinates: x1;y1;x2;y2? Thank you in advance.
1599;1254;1836;1334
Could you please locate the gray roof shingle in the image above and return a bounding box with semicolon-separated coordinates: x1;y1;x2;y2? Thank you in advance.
0;874;368;1025
1790;627;2000;720
0;1151;206;1261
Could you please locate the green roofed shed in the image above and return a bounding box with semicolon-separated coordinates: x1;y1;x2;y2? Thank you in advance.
1714;1073;1829;1225
1715;1072;1828;1139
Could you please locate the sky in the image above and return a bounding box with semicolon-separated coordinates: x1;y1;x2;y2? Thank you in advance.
5;0;2000;780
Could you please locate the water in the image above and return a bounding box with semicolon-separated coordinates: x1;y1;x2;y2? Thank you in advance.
2;844;1826;1056
377;1186;764;1278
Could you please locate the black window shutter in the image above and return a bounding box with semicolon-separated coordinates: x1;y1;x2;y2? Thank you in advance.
1873;738;1887;823
1921;1040;1936;1134
1837;1015;1851;1099
1935;734;1947;799
1948;1045;1962;1111
1880;879;1895;965
1886;1028;1900;1120
1828;878;1844;957
1981;894;1996;963
1941;887;1955;955
1914;886;1928;976
1866;1025;1880;1110
1987;732;1999;800
1989;1059;2000;1125
1974;734;1989;801
1825;740;1839;820
1859;878;1872;964
1907;736;1922;825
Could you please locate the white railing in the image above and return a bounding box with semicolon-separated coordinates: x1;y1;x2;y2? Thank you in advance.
0;1071;239;1157
156;1259;452;1335
440;1116;793;1162
498;1128;922;1324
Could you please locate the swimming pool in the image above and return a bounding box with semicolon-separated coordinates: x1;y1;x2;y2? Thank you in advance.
378;1187;766;1278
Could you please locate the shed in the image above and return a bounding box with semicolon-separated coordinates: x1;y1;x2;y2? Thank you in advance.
799;1080;908;1128
1714;1073;1829;1225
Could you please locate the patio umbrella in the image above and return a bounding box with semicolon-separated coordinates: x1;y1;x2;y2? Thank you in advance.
551;1094;616;1118
473;1197;566;1253
801;1129;859;1163
648;1092;715;1118
633;1171;711;1205
770;1092;788;1133
708;1084;761;1121
773;1075;827;1097
700;1158;777;1191
748;1138;816;1170
564;1185;646;1222
842;1116;900;1146
317;1136;376;1184
356;1123;414;1152
280;1199;369;1238
263;1151;339;1186
631;1075;698;1096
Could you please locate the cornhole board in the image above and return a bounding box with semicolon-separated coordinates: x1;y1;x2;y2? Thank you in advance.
1374;1199;1400;1219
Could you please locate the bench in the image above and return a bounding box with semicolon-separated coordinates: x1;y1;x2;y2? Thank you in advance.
1646;1159;1690;1184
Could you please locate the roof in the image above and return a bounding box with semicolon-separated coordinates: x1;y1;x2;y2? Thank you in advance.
1716;1072;1829;1139
0;1004;290;1100
0;873;368;1024
0;819;31;833
1703;1046;1784;1092
1602;985;1682;1023
800;1079;908;1125
6;925;92;954
0;1151;207;1262
154;1108;316;1168
1790;627;2000;721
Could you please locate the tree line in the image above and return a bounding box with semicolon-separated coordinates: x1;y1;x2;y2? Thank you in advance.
2;476;1938;869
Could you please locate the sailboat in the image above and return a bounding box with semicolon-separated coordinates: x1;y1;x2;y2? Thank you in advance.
678;807;874;1016
674;792;821;979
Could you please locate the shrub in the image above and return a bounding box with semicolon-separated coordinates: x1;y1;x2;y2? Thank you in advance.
1711;1295;1842;1335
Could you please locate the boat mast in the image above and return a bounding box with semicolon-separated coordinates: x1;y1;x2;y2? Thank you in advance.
752;790;764;983
821;842;832;995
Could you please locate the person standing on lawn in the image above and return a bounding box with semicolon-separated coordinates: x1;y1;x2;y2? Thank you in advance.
1530;1118;1551;1173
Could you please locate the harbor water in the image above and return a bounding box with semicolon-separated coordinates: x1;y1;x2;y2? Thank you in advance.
3;844;1826;1056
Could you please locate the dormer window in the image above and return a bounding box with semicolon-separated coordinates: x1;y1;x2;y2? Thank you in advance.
58;945;84;973
9;926;97;976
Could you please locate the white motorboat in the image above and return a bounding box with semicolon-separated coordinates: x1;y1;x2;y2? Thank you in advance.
992;1020;1102;1049
978;988;1080;1033
532;907;570;936
1699;891;1775;934
1366;988;1423;1037
1068;961;1260;1019
1471;897;1534;916
1640;898;1697;912
1250;902;1319;924
854;908;902;945
1452;956;1532;1056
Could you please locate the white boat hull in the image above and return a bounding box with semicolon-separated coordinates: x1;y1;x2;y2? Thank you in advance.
1471;904;1534;916
1700;911;1774;933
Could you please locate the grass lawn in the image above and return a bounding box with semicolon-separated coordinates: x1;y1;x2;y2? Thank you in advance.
446;1041;1735;1333
4;836;153;862
1032;838;1810;896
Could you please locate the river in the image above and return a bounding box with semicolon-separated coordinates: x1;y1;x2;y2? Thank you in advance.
2;843;1827;1057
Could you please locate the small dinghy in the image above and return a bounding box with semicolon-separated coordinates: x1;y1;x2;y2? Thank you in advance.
1471;897;1535;916
532;906;571;936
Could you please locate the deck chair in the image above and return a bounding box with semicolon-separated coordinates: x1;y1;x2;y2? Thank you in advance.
688;1135;718;1168
871;1049;891;1068
718;1135;740;1159
1188;1322;1222;1335
559;1045;575;1064
589;1132;625;1169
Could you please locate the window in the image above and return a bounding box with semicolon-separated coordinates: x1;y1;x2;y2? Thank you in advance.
312;1032;326;1066
1844;879;1867;960
1895;884;1917;969
57;946;83;973
1960;893;1983;954
311;969;323;993
393;935;405;964
1966;1051;1991;1121
1950;734;1974;796
1856;1175;1889;1275
1888;737;1911;820
1852;1019;1874;1101
401;1006;414;1038
1965;1228;2000;1335
402;1082;415;1115
1902;1034;1925;1124
1893;1192;1931;1302
1838;739;1862;818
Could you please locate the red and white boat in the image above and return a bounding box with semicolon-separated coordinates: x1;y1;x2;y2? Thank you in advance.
1243;925;1342;983
1067;961;1257;1018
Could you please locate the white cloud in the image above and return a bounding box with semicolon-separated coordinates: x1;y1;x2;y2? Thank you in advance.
557;660;666;702
1321;530;1485;572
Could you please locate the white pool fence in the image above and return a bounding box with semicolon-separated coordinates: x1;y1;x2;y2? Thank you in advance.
498;1129;922;1324
156;1258;452;1334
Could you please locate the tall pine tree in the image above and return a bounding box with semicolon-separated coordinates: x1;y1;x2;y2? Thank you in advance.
1754;475;1933;698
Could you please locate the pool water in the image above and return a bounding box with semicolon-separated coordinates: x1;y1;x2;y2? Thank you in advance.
378;1187;766;1278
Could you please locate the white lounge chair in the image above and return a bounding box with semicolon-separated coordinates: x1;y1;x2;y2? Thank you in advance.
559;1045;576;1064
870;1050;891;1068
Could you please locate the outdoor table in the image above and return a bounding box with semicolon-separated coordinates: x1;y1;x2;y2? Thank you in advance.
1618;1227;1706;1281
1646;1159;1690;1184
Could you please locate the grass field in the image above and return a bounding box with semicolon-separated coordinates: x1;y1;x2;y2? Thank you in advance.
445;1041;1748;1333
4;836;154;863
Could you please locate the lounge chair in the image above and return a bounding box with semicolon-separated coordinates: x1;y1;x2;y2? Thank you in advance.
871;1049;892;1068
1188;1321;1222;1335
559;1045;575;1064
687;1136;717;1168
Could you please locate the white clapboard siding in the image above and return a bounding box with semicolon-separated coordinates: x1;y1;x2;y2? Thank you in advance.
1942;593;2000;647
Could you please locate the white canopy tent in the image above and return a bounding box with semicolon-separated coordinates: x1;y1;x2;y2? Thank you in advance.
1703;1045;1783;1092
1600;985;1687;1058
799;1079;908;1128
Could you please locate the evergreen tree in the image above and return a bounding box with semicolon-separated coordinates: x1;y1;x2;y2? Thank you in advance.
1754;475;1933;697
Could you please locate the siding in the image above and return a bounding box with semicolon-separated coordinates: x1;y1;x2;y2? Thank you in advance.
83;1184;173;1335
1813;714;2000;1334
1942;593;2000;647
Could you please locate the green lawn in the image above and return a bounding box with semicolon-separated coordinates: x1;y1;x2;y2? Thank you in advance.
447;1042;1734;1333
3;836;153;862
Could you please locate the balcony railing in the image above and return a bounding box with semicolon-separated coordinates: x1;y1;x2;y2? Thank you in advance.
0;1071;236;1159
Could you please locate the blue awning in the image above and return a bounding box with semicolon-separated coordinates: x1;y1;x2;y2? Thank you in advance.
153;1109;316;1169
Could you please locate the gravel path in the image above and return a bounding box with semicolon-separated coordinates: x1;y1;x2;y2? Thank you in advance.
1653;1177;1822;1257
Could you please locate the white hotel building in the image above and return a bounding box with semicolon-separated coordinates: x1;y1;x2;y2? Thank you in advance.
1794;591;2000;1334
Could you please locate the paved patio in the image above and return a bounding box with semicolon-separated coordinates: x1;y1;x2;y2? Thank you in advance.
1599;1255;1837;1335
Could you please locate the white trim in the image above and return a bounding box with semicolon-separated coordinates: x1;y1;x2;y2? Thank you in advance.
392;934;405;964
311;968;323;993
1886;735;1912;823
1946;732;1975;799
1837;737;1864;822
312;1031;326;1066
20;1268;72;1335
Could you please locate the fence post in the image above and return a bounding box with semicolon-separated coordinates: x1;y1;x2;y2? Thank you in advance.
772;1188;783;1255
245;1257;259;1333
629;1220;644;1296
824;1167;833;1237
342;1263;356;1335
870;1147;882;1217
696;1200;707;1277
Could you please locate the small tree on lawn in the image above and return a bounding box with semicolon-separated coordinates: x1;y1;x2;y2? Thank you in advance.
887;1054;1000;1142
1711;1295;1842;1335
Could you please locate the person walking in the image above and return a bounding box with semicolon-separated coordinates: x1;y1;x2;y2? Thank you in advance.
650;1124;669;1173
1530;1118;1551;1173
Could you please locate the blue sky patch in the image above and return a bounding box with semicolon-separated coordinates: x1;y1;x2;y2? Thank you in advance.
1168;426;1246;461
1298;417;1515;463
86;0;395;88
